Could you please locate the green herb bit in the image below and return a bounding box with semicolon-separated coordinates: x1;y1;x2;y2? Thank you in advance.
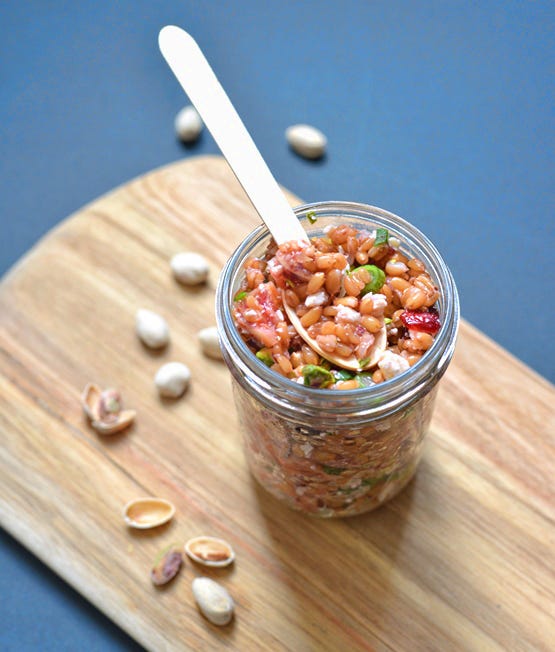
332;369;355;381
355;372;374;388
384;317;393;324
306;210;317;224
322;465;344;475
302;364;334;388
234;290;248;301
351;264;386;294
358;356;371;369
374;228;389;246
256;350;274;366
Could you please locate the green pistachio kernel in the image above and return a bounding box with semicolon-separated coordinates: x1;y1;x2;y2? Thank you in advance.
302;364;334;388
256;350;274;366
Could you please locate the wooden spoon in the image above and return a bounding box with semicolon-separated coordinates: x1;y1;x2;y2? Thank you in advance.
158;26;386;371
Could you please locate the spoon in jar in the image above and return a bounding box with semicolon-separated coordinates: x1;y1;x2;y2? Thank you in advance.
158;25;386;372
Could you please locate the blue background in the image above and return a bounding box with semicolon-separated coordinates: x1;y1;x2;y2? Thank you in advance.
0;1;553;649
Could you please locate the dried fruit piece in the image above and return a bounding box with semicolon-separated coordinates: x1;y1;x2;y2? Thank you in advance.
81;383;136;435
400;310;441;335
123;497;176;529
151;544;184;586
192;577;234;626
185;536;235;567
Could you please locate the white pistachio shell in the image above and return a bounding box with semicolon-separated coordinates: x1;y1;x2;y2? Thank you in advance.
123;497;176;529
285;123;327;159
175;105;203;142
170;251;209;285
154;362;191;398
192;577;234;626
136;309;170;349
198;326;223;360
185;536;235;568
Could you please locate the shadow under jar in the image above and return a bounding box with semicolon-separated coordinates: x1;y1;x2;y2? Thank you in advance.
216;202;459;517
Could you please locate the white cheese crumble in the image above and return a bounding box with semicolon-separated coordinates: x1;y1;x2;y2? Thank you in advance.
378;350;410;380
305;290;328;307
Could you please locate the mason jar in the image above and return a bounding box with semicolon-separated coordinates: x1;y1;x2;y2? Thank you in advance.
216;202;459;517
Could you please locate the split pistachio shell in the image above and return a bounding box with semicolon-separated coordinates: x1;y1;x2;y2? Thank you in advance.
198;326;223;360
192;577;234;626
81;383;136;435
285;123;327;159
170;251;209;285
135;309;170;349
185;536;235;567
175;105;203;143
123;497;176;529
154;362;191;398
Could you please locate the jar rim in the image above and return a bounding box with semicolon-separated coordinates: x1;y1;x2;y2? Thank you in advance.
216;201;459;421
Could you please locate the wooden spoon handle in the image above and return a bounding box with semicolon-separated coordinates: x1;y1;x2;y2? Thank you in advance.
159;26;308;244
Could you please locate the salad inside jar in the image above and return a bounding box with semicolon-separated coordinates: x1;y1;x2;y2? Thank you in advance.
232;220;441;389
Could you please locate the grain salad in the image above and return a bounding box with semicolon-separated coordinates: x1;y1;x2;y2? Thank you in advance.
232;222;441;388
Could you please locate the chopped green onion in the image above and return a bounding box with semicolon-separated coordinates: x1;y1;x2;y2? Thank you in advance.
306;211;317;224
256;350;274;366
332;369;355;381
358;356;371;369
355;372;375;388
234;290;248;301
384;317;393;324
374;228;389;246
301;364;334;388
322;465;344;475
351;264;386;294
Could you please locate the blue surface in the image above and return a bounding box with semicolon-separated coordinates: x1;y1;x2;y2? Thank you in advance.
0;1;553;649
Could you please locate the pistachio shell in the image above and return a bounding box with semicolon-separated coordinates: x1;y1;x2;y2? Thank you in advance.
185;536;235;568
123;497;176;529
192;577;234;626
92;409;136;435
81;382;101;421
82;383;135;435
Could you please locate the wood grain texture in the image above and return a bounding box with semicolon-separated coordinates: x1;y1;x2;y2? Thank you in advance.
0;155;553;652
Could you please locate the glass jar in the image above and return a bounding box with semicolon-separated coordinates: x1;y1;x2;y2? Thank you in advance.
216;202;459;517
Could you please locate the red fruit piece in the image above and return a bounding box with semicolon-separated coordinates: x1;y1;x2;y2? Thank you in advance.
233;282;289;349
400;310;441;335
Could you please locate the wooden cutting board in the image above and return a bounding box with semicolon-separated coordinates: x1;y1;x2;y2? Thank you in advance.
0;155;553;651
